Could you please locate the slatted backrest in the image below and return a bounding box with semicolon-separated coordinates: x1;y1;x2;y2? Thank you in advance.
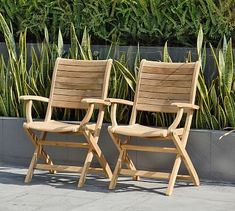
48;58;112;109
132;60;200;115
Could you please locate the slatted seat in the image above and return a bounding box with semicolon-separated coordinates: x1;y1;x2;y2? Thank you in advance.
110;124;185;137
23;120;96;133
108;60;200;196
20;58;113;187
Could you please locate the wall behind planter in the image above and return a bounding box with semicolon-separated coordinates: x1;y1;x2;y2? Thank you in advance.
0;117;235;183
0;42;217;82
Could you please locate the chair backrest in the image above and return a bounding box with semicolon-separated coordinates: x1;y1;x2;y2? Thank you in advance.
130;60;200;123
48;58;112;110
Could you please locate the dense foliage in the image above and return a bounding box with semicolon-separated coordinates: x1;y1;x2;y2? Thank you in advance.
0;0;235;46
1;12;235;130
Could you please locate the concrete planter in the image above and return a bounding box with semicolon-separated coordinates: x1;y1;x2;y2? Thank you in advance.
0;117;235;182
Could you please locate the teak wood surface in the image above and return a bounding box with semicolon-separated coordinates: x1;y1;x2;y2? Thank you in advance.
20;58;113;187
108;60;200;196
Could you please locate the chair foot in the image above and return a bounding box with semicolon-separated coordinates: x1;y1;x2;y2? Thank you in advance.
78;180;85;188
165;189;173;196
49;170;57;174
25;147;39;183
133;176;140;181
109;179;117;190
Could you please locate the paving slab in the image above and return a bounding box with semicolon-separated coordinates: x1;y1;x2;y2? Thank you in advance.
0;163;235;211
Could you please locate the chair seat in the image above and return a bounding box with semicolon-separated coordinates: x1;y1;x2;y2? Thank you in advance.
23;120;96;133
110;124;184;138
110;124;169;137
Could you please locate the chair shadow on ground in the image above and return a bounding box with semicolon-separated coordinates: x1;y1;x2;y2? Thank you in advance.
0;167;206;196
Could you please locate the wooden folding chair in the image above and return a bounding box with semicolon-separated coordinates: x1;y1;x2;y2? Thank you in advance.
20;58;113;187
108;60;200;196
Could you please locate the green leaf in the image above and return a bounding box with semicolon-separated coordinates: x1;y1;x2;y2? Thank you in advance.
224;95;235;127
57;28;63;57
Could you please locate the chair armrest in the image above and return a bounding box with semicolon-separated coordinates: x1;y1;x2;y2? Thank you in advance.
107;98;133;106
80;98;110;128
19;95;49;123
19;95;49;103
171;103;199;110
81;98;111;106
106;98;133;128
167;103;199;133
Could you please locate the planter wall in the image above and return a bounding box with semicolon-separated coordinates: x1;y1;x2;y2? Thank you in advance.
0;117;235;183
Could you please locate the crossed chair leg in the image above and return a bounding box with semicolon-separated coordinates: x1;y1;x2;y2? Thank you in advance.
108;129;140;190
78;129;113;187
166;132;200;196
109;130;200;196
24;128;113;187
24;129;55;183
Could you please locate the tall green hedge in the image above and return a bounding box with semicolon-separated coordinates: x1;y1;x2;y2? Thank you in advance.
0;0;235;46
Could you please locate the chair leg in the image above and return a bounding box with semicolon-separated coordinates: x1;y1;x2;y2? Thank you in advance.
109;129;138;180
166;155;182;196
93;147;112;179
40;132;56;174
83;130;112;179
124;154;139;181
78;149;94;188
166;133;200;196
25;146;40;183
109;150;124;190
25;129;55;174
172;133;200;186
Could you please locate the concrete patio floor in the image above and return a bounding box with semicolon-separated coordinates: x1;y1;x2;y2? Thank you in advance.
0;163;235;211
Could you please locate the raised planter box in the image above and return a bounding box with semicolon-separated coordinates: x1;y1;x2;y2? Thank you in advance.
0;117;234;182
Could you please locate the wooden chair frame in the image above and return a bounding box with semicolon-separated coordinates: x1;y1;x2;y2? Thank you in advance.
108;60;200;196
20;58;113;187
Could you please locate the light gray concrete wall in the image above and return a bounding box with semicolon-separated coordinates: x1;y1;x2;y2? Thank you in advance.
0;117;235;182
0;118;3;161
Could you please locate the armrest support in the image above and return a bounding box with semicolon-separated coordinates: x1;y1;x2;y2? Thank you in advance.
171;103;199;110
19;95;49;123
106;98;133;128
81;98;111;106
80;98;110;127
167;103;199;133
107;98;133;106
19;95;49;103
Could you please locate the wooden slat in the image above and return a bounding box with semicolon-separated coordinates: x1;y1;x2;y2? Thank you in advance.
139;85;191;94
36;164;105;174
138;91;190;100
121;145;177;153
58;58;108;66
51;101;89;109
119;169;192;181
141;73;192;80
144;61;196;69
54;82;102;90
136;104;178;113
136;104;194;113
140;78;192;87
138;98;188;106
57;72;104;78
57;65;106;72
53;95;83;102
37;140;90;148
53;95;100;103
53;89;101;97
57;71;104;78
56;76;104;84
142;66;194;75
